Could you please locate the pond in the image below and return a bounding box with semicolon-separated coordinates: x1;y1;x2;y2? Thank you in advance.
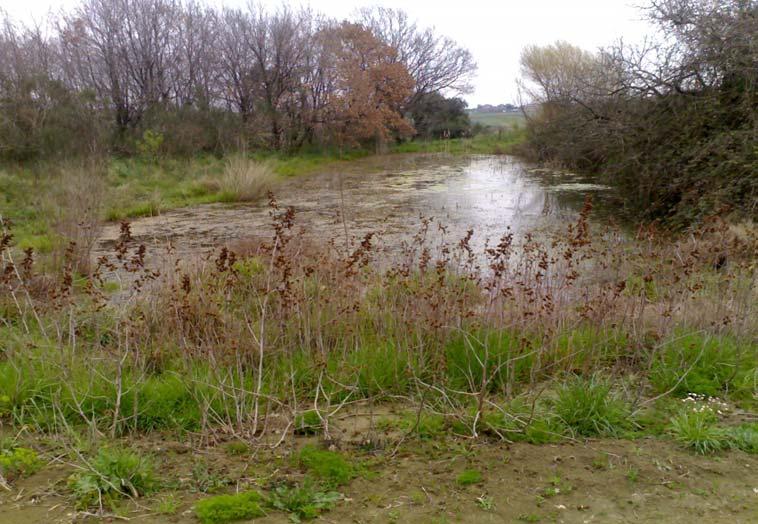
94;154;615;264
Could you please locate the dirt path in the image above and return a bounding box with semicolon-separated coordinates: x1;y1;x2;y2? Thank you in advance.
3;437;756;523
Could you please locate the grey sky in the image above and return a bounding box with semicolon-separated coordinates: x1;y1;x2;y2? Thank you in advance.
4;0;654;106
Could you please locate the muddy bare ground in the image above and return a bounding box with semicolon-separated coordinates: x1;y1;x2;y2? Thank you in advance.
2;435;757;524
93;154;614;269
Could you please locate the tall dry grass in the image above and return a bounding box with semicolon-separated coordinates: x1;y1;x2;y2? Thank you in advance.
51;159;107;274
217;156;277;202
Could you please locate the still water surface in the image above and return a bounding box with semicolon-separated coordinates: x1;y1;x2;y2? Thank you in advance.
96;154;614;261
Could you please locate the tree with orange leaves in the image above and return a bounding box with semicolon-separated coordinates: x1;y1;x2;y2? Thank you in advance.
322;22;415;149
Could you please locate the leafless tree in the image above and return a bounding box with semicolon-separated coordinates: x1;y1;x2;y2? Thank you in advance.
357;7;477;108
171;1;219;108
247;4;313;149
218;7;257;121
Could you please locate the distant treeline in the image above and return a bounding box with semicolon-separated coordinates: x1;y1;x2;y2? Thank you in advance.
469;104;520;113
0;2;477;160
518;0;756;225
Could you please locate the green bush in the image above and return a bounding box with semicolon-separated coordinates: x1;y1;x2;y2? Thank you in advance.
136;129;165;160
195;491;266;524
554;376;631;436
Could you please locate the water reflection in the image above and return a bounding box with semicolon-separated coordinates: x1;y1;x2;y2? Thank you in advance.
317;155;614;250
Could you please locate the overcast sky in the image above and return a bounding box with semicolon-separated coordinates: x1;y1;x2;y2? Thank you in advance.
4;0;654;106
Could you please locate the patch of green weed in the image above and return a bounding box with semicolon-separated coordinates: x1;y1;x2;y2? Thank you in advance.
297;446;355;487
224;441;250;456
195;491;265;524
191;460;231;493
400;412;447;439
294;410;322;436
482;400;567;444
0;446;42;481
69;448;156;509
268;480;341;522
154;493;180;515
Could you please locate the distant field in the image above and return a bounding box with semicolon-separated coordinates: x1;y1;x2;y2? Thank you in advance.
468;111;524;128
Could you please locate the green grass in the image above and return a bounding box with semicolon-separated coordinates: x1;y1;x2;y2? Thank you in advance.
154;493;180;515
668;410;728;455
554;376;631;437
394;129;525;155
725;423;758;454
553;327;630;371
133;373;202;432
444;330;530;393
194;491;266;524
399;412;447;439
480;399;567;444
297;446;356;487
349;341;414;397
0;350;245;434
456;469;483;486
650;332;756;398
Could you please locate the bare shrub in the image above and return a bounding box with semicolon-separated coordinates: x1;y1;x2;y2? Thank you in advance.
52;159;107;274
218;156;277;202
